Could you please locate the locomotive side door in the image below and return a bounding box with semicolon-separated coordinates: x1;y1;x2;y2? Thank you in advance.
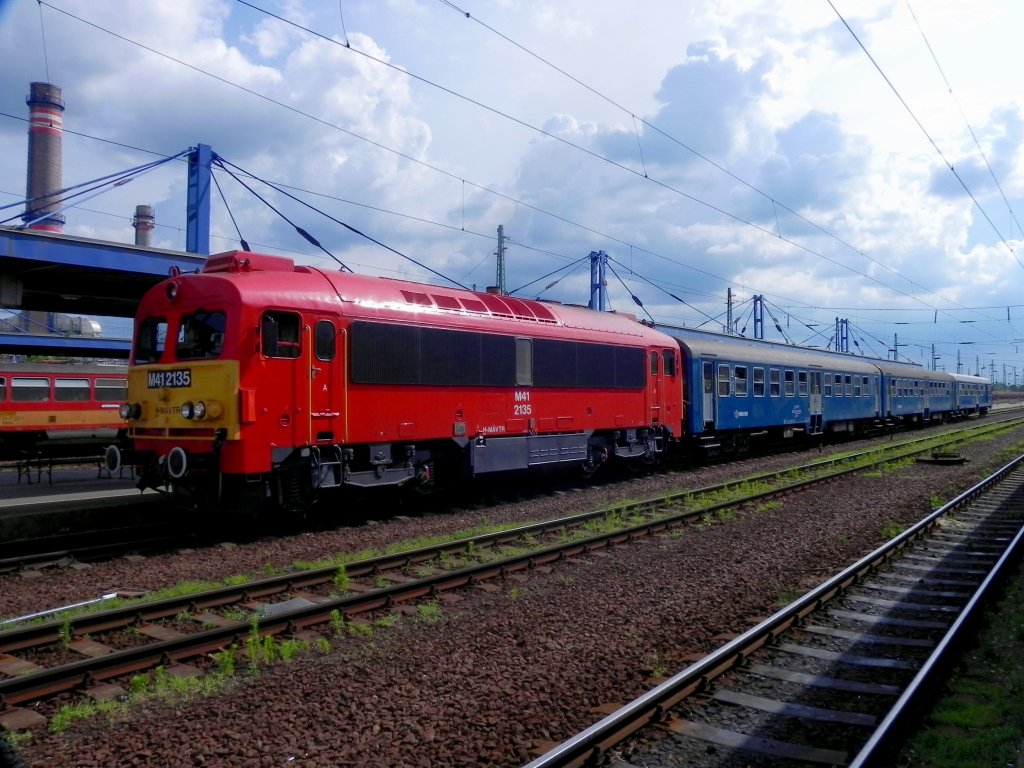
648;350;662;423
308;317;341;445
259;309;307;452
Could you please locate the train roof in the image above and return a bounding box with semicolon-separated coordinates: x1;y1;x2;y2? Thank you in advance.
872;360;952;382
154;250;668;343
949;372;991;385
658;326;880;374
0;362;126;375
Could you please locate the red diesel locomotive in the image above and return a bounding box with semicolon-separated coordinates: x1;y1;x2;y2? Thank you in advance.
109;251;681;512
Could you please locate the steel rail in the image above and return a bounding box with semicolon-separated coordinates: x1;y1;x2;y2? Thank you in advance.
1;420;1021;714
522;453;1024;768
2;416;1015;646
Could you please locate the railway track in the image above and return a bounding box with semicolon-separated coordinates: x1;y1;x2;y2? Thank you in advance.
0;416;1021;734
1;414;1019;574
523;453;1024;767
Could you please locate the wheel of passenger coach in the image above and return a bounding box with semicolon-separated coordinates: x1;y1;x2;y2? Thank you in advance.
104;444;121;474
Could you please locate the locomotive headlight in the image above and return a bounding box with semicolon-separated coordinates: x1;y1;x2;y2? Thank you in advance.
193;401;207;420
180;401;195;419
119;403;142;420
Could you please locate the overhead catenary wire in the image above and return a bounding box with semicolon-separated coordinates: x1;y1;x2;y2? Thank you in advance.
226;0;982;323
428;0;996;326
904;0;1023;243
18;2;1023;370
829;0;1024;271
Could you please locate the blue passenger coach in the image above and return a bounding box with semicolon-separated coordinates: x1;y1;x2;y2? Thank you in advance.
662;328;880;454
876;361;955;424
950;373;992;416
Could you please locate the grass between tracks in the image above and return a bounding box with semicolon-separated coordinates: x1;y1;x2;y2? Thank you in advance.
897;563;1024;767
6;428;1024;748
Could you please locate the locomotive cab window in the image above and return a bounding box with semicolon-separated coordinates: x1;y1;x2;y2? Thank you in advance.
315;320;336;362
0;377;5;401
650;351;659;376
176;310;226;360
261;311;302;359
135;317;167;364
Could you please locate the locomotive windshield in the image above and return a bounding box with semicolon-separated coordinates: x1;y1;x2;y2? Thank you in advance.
176;310;226;360
135;317;167;364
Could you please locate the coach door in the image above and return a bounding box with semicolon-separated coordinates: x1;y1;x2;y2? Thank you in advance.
309;318;341;445
702;361;715;430
809;371;823;434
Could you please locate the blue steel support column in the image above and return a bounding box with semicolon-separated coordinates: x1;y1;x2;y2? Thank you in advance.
589;250;608;311
186;143;213;255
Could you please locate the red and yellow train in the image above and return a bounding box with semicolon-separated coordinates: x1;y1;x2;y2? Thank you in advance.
109;251;677;512
109;249;991;514
0;363;127;460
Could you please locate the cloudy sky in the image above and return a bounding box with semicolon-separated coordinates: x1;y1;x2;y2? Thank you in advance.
0;0;1022;379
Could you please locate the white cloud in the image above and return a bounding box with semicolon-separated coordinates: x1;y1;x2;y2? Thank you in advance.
1;0;1023;373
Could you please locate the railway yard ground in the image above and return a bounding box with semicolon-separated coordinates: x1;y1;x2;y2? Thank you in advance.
3;420;1024;767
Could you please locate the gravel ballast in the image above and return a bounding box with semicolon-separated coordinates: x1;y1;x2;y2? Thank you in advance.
6;424;1024;767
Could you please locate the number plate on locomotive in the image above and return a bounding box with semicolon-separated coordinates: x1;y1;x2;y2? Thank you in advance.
148;369;192;388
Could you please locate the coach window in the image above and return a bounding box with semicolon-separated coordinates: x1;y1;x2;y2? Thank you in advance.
261;311;302;358
734;366;748;397
769;368;781;397
798;371;808;397
96;378;127;402
753;367;765;397
55;378;90;402
176;310;226;361
833;374;842;397
12;377;49;402
663;349;677;377
844;375;853;396
718;364;730;397
0;377;5;401
516;339;533;385
862;376;870;396
135;317;167;364
784;370;795;397
824;373;833;397
853;377;861;397
315;320;336;362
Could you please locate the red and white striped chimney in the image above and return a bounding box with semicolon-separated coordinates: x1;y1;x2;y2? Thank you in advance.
22;81;65;232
